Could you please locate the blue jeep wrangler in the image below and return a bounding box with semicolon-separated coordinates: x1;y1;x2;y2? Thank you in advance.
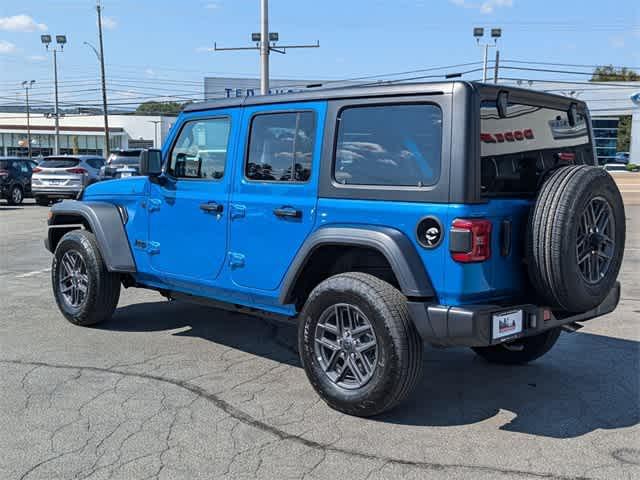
45;82;625;416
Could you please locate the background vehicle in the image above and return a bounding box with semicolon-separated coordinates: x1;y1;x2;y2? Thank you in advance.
99;149;142;180
0;157;36;205
614;152;630;164
45;82;625;417
604;163;632;173
32;155;104;206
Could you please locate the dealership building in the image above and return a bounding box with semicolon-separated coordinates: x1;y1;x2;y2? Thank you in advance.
0;113;175;158
1;77;637;162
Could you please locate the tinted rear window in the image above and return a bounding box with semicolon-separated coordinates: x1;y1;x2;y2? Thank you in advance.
40;158;80;168
108;151;141;165
480;101;592;197
334;104;442;187
0;160;8;169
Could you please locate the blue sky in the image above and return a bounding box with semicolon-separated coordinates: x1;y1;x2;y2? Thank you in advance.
0;0;638;108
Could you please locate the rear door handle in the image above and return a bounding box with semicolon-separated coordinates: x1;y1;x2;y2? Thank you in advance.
200;201;223;213
273;206;301;219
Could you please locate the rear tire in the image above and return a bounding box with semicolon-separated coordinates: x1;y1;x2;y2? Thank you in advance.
298;272;423;417
36;196;49;206
52;229;120;326
472;328;561;365
7;185;23;205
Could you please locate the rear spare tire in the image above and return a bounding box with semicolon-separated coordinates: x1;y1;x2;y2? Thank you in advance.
527;165;625;313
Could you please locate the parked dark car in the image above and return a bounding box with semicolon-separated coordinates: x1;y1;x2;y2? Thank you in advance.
99;149;143;180
0;157;37;205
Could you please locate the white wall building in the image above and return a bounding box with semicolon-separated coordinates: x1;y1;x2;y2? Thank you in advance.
0;113;176;158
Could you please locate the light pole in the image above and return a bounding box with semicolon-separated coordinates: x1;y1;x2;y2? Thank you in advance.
473;27;501;83
84;39;110;156
41;34;66;155
22;80;35;159
148;120;160;148
213;0;319;96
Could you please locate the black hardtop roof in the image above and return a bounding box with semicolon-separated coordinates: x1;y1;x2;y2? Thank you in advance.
183;80;586;113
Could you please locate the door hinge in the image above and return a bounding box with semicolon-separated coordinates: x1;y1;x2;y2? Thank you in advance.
147;241;161;255
230;203;246;219
148;198;162;212
228;252;245;268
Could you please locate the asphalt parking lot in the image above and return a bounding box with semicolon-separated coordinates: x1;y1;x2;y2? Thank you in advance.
1;194;639;479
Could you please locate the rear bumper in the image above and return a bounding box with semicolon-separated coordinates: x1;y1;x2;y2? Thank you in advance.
407;282;621;347
31;187;81;199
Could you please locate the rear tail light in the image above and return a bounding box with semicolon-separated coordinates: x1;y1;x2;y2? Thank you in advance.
32;167;42;173
0;169;8;178
450;219;492;263
557;152;576;162
66;167;88;174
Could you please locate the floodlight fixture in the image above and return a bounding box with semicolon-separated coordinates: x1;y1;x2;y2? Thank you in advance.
473;27;484;38
491;28;502;39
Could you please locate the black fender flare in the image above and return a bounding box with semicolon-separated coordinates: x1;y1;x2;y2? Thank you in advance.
46;200;136;273
279;225;435;304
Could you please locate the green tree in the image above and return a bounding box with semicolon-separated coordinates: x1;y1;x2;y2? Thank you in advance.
590;65;640;82
590;66;639;153
135;101;191;116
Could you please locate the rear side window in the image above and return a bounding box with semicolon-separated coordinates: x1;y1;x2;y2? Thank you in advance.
334;104;442;187
480;101;592;197
40;158;80;168
246;111;316;182
86;158;104;169
168;117;230;180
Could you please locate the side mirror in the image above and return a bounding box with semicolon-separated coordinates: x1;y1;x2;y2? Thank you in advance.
139;149;163;177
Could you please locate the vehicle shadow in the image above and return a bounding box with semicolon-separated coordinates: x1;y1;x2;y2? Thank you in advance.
102;300;640;439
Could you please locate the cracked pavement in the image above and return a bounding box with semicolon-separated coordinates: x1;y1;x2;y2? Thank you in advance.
1;200;639;480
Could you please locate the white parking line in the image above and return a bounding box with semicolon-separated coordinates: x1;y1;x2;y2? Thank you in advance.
16;268;51;278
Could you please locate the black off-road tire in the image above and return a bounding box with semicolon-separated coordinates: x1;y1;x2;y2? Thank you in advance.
52;229;120;326
7;185;23;205
472;328;561;365
36;196;49;206
527;165;625;312
298;272;423;417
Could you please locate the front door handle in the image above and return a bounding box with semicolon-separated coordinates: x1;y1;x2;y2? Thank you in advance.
273;206;301;219
200;201;223;213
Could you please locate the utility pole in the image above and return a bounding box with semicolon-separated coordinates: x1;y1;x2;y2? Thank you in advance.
493;49;500;84
22;80;35;159
148;120;160;148
214;0;319;95
41;34;66;155
473;27;501;83
96;1;110;156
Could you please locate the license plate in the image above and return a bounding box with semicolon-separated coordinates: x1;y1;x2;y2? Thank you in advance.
492;309;523;341
47;179;63;185
120;172;132;178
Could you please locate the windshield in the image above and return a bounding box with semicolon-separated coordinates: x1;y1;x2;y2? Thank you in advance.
40;158;80;168
108;151;141;165
480;101;592;197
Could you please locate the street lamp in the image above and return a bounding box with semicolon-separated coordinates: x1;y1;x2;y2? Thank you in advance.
148;120;160;148
41;33;67;155
473;27;501;83
22;80;35;159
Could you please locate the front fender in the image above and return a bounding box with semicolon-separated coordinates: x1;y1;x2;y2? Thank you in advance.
46;200;136;273
279;225;435;304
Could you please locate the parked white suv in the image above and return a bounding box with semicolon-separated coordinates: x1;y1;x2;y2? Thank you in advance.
32;155;105;205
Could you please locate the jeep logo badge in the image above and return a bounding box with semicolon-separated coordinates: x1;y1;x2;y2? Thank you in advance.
417;217;443;249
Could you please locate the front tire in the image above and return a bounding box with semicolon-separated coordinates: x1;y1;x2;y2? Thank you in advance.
8;185;23;205
52;229;120;326
472;328;561;365
298;272;423;417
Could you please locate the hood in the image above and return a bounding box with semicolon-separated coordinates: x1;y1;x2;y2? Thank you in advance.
83;176;148;198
